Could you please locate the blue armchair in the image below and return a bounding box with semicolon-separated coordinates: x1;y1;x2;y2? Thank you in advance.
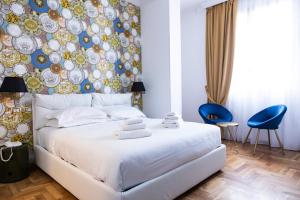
243;105;287;153
198;103;233;125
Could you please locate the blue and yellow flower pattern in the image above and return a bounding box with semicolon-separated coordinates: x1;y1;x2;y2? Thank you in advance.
0;0;142;145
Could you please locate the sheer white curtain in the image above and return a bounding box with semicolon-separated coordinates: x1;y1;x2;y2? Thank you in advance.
227;0;300;150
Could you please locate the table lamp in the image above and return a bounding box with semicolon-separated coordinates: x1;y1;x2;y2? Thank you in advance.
131;81;145;110
131;81;145;93
0;77;28;93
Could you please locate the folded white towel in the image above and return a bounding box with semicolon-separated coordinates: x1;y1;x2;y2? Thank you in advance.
162;123;181;129
162;119;183;125
124;118;143;126
122;123;146;131
166;112;177;117
116;129;152;140
165;116;180;121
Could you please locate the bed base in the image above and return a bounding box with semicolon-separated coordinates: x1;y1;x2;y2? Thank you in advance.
35;144;226;200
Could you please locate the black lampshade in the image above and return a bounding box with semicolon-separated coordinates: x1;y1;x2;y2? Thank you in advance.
0;77;28;92
131;82;145;93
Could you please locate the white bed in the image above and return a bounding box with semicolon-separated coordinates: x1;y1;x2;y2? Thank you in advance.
33;94;226;200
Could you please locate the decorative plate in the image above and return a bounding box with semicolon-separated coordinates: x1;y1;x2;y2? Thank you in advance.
48;39;60;51
16;123;30;135
49;52;61;64
62;8;73;20
104;27;112;35
7;24;22;37
91;23;100;33
68;68;84;84
40;13;59;33
66;18;83;35
105;7;116;20
93;80;102;90
86;48;100;65
35;37;43;49
13;64;28;76
101;0;109;7
0;125;7;139
105;50;117;64
93;69;101;79
10;3;25;16
120;73;130;87
42;68;60;87
104;86;111;94
66;42;76;52
92;35;101;44
119;33;129;48
106;70;113;79
64;60;75;71
103;42;110;51
85;1;98;18
47;0;59;10
12;34;37;55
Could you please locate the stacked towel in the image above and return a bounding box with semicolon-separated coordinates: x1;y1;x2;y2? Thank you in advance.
116;118;152;139
116;129;152;140
162;112;183;128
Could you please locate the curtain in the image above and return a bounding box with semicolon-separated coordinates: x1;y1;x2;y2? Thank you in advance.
227;0;300;150
205;0;238;105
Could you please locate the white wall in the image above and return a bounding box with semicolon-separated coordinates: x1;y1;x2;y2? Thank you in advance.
169;0;182;115
140;0;225;120
181;7;207;122
141;0;182;118
141;0;171;118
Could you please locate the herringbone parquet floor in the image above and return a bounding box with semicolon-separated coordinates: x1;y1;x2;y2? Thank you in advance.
1;141;300;200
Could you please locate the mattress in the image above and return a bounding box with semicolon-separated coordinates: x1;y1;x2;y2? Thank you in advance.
37;118;221;192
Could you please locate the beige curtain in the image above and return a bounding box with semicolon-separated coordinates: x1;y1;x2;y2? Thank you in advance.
205;0;238;105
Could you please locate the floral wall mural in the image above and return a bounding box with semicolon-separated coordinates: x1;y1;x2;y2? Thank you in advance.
0;0;142;146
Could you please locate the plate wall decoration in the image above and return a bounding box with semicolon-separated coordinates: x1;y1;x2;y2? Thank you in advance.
0;0;142;146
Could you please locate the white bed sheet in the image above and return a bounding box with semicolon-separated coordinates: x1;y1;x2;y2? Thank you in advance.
37;118;221;192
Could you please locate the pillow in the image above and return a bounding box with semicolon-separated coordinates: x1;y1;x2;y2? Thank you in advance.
92;93;132;107
35;94;92;110
46;118;106;128
46;107;107;124
101;105;146;120
34;106;57;129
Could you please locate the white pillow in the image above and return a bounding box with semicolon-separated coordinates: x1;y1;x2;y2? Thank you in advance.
101;105;146;120
35;94;92;110
34;106;57;129
46;107;107;123
92;93;132;107
46;118;106;128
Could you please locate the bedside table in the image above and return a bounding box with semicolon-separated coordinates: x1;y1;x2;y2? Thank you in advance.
217;122;239;144
0;143;30;183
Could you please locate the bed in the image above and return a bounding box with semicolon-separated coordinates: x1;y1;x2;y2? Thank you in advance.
32;94;226;200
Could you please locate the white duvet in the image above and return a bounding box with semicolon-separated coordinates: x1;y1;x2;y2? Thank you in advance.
38;118;221;192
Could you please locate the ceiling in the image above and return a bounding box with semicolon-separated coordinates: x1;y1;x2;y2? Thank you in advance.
127;0;224;10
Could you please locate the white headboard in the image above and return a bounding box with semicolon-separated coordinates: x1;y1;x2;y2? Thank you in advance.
32;93;93;146
32;93;133;146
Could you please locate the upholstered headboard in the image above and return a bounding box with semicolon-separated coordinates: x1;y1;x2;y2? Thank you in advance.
32;93;133;146
32;93;93;146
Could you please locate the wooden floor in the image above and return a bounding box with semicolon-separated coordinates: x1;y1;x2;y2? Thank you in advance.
1;141;300;200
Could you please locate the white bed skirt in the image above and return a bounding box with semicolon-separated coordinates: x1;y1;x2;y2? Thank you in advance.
35;144;226;200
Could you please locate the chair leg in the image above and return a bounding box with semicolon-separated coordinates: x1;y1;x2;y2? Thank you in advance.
253;129;260;154
267;129;271;149
274;129;284;154
227;127;236;145
243;128;252;144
